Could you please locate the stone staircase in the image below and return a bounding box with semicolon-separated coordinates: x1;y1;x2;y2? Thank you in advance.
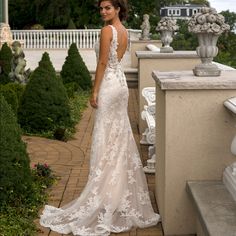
187;181;236;236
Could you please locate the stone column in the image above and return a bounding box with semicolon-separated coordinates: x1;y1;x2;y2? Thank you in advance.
0;0;8;23
0;0;12;48
0;0;3;22
4;0;8;24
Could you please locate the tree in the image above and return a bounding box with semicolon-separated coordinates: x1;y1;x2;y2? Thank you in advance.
18;52;72;133
214;11;236;68
189;0;209;6
0;94;33;207
9;0;35;29
0;43;13;84
34;0;71;29
61;43;92;92
220;10;236;32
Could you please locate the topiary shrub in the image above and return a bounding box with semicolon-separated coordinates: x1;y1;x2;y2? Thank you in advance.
4;82;25;104
0;94;33;207
0;84;18;114
18;52;72;134
0;43;13;84
61;43;92;93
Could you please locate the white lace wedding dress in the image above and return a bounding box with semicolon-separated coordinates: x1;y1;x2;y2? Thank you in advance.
40;25;160;236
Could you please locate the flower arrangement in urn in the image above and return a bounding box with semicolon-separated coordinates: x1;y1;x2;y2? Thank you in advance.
156;17;179;53
188;7;230;76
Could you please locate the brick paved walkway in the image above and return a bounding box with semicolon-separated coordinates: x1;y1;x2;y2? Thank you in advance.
24;88;163;236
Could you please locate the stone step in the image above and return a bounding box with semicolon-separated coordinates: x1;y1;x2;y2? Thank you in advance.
186;180;236;236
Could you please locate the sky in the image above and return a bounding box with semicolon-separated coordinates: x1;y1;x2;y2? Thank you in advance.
208;0;236;13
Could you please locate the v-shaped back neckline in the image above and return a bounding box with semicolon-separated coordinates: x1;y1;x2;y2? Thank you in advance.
109;25;126;63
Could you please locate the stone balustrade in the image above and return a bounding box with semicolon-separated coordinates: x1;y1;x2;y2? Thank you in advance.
12;29;141;49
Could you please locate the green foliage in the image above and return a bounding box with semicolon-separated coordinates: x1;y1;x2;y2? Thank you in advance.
0;164;56;235
171;19;198;50
18;52;72;134
213;11;236;69
0;43;13;84
61;43;92;92
32;162;56;187
69;0;101;29
54;90;90;141
4;82;25;103
30;23;44;29
0;83;25;115
127;0;158;30
189;0;209;6
67;18;77;29
0;95;33;207
9;0;35;29
0;84;18;114
9;0;212;29
220;10;236;32
69;90;90;126
215;32;236;68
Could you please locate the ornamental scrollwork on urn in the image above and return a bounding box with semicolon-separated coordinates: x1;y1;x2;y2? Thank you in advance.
156;17;179;53
188;7;230;76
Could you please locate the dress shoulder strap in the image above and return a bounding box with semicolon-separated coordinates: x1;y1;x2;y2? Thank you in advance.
108;25;118;44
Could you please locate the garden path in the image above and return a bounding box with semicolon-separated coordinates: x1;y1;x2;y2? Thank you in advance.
24;88;163;236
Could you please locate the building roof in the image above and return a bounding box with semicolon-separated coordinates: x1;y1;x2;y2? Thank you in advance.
162;4;203;9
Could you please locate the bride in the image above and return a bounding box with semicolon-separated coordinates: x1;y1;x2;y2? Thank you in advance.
40;0;160;235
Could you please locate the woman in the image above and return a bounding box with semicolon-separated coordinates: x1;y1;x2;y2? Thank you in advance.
40;0;160;235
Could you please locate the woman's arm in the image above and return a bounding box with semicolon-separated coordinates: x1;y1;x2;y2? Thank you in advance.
90;26;112;108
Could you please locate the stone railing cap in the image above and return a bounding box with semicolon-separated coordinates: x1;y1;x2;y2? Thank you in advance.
152;70;236;90
136;51;198;59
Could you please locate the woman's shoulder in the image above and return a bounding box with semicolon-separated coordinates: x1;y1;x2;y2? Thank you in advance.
101;25;113;34
100;25;113;41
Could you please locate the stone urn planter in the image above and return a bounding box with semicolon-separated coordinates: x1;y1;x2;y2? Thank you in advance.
188;7;230;76
156;17;179;53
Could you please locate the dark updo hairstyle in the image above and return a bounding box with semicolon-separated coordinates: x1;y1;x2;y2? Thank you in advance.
98;0;128;21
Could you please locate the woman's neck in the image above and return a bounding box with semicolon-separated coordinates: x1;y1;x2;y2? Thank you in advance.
106;16;121;26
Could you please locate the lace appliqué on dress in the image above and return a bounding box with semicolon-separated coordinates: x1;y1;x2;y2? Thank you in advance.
40;24;160;236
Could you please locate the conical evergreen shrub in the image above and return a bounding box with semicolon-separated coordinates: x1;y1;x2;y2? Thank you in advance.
0;94;33;206
61;43;92;92
18;52;72;133
0;84;18;114
0;43;13;84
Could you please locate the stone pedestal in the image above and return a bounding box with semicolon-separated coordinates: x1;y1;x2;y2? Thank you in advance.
152;70;236;235
136;51;201;134
130;40;162;68
0;22;12;48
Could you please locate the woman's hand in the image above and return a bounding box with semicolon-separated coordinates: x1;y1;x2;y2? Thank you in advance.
90;92;98;109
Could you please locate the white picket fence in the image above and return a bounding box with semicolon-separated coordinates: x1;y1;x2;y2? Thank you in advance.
12;29;141;49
